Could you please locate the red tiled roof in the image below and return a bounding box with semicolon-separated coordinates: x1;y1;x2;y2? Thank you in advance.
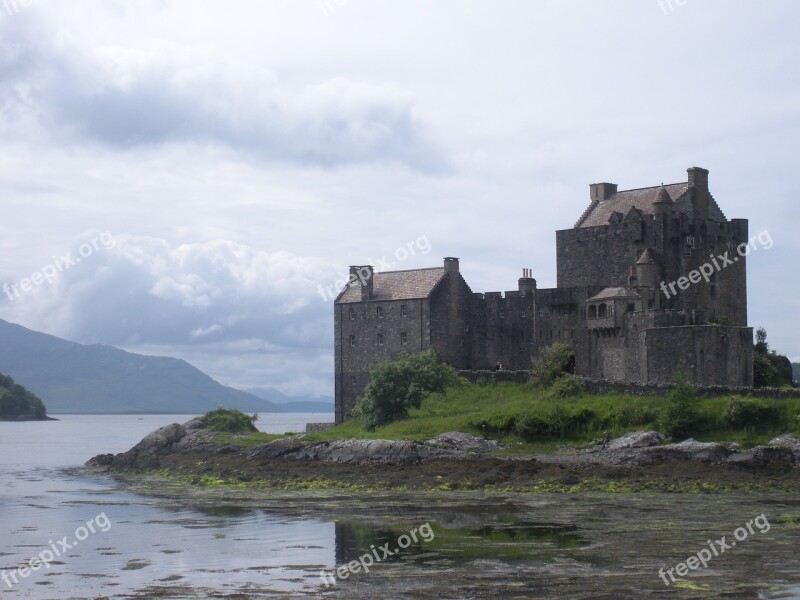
336;267;446;303
576;183;688;227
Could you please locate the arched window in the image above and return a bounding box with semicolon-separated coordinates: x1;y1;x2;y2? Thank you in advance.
588;305;597;319
598;304;607;318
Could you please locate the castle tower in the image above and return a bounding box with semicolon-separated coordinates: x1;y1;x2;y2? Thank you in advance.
635;248;661;309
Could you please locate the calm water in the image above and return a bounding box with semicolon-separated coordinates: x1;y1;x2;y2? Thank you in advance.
2;415;800;599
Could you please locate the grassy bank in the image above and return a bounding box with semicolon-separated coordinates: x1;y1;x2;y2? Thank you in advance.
299;381;800;451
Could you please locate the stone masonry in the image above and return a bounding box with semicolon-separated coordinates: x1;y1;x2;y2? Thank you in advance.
334;167;754;423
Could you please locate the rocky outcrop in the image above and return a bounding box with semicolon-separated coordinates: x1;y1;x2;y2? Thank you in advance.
606;430;665;450
86;421;799;475
426;432;505;453
250;438;472;464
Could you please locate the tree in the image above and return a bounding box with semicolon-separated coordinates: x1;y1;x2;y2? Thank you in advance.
531;343;574;386
351;350;460;430
753;328;793;388
659;372;701;439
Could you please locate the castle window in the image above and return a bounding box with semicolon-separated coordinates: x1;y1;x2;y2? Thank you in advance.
538;308;544;317
376;306;384;319
349;307;356;320
401;332;407;345
349;335;356;347
499;307;505;319
521;311;526;319
377;333;384;346
588;305;597;319
351;375;357;385
401;304;407;317
627;303;635;313
598;304;607;318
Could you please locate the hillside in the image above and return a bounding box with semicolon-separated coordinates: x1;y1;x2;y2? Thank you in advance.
794;363;799;383
244;387;333;413
0;320;310;414
0;372;50;420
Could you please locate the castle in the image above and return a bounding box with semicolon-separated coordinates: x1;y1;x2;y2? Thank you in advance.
333;167;754;423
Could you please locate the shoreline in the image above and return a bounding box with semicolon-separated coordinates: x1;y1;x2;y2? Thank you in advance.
86;420;800;494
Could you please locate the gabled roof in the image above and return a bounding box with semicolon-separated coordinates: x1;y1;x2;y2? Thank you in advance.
588;287;642;301
576;182;689;228
336;267;446;304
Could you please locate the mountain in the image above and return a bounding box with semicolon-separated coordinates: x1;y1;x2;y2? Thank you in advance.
793;363;799;383
0;319;285;414
245;387;334;413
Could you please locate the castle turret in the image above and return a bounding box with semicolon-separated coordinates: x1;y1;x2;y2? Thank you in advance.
635;248;661;309
653;184;674;214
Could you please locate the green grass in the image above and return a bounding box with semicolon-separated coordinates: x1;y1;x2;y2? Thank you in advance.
302;381;800;450
213;431;291;447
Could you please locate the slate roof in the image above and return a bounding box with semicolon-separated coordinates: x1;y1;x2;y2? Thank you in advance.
336;267;446;303
574;182;727;228
588;287;642;301
636;248;658;265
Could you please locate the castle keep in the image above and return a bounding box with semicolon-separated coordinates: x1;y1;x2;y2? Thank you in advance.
334;167;753;423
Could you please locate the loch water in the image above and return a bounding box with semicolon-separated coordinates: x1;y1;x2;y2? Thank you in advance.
2;415;800;599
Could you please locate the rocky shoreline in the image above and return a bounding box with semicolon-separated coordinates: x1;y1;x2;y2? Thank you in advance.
86;418;800;492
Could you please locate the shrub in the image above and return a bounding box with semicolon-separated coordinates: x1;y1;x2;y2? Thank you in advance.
202;409;258;433
351;350;460;430
514;405;597;440
659;373;702;439
547;375;585;399
531;343;574;386
725;397;782;431
469;413;517;436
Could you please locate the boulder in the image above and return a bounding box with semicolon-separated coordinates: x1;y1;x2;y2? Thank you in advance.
607;430;665;450
726;445;795;470
426;432;505;453
130;423;186;454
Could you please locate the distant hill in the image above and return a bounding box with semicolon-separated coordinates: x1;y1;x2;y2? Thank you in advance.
245;387;333;413
0;319;321;414
0;372;50;420
793;363;799;383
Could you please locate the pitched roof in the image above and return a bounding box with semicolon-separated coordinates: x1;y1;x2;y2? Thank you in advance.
588;287;642;301
336;267;446;303
636;248;658;265
576;182;689;228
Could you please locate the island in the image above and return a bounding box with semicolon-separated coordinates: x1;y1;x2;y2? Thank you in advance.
0;372;54;421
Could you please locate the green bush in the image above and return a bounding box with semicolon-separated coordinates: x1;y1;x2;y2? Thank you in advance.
469;413;517;436
531;343;573;386
725;397;782;430
202;409;258;433
351;350;461;430
547;375;585;399
659;373;702;439
515;405;597;440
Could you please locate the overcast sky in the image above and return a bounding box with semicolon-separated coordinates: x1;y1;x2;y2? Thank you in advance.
1;0;798;397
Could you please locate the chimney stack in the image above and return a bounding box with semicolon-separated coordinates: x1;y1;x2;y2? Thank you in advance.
687;167;710;220
443;257;460;273
349;265;374;301
589;182;618;202
518;268;536;294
